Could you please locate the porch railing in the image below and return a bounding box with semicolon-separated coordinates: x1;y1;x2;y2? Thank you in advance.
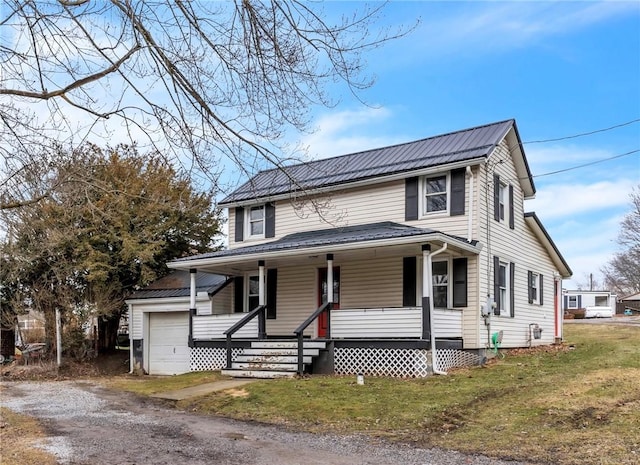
293;301;332;375
223;305;266;369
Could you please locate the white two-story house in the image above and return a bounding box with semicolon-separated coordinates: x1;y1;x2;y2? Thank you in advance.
127;119;572;377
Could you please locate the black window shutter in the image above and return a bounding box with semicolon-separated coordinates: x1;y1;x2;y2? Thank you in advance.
450;168;465;216
405;177;419;221
508;184;515;229
540;274;544;305
233;276;244;313
563;295;568;309
510;262;515;317
578;295;582;308
265;202;276;238
452;257;468;307
493;174;500;221
235;207;244;242
402;257;417;307
528;270;534;304
267;269;277;319
493;255;500;315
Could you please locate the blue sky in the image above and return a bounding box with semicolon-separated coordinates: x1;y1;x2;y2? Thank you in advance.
294;1;640;290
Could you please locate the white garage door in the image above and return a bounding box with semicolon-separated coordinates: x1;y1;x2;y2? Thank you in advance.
148;312;190;375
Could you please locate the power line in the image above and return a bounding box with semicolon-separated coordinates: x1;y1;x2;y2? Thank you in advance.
523;118;640;144
529;149;639;179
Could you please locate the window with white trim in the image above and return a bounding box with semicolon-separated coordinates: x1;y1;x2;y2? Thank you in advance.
423;174;448;214
498;261;509;315
498;182;506;221
529;272;540;304
248;205;264;237
432;260;448;308
568;295;578;309
247;274;261;312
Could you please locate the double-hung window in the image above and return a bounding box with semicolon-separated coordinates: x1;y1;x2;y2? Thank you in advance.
498;262;508;314
494;256;514;317
424;174;447;214
249;205;264;237
568;295;578;309
528;271;543;305
498;183;506;221
432;261;448;308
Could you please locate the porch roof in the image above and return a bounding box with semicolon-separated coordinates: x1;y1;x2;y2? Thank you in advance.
128;270;227;300
169;222;481;273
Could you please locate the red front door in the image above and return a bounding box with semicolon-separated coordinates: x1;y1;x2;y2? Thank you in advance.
318;267;340;337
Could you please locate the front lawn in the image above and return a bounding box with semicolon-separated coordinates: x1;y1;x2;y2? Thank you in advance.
110;324;640;465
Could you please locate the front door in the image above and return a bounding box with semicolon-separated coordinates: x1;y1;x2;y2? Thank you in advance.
318;267;340;337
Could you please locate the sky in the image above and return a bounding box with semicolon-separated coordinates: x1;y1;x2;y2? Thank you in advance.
292;0;640;290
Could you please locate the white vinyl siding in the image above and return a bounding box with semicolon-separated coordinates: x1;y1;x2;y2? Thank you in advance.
341;257;403;309
473;139;559;348
128;294;209;339
433;308;463;338
192;313;258;339
331;307;422;338
227;175;474;248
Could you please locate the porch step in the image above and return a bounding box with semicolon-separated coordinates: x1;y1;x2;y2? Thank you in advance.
222;339;327;379
250;340;327;349
235;354;313;364
231;362;297;371
241;348;320;357
220;369;296;379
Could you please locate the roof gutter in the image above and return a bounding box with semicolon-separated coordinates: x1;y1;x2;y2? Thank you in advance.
168;232;483;271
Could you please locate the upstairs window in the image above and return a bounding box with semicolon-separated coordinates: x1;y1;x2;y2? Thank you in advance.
249;205;264;237
234;203;275;242
498;183;506;221
424;174;447;214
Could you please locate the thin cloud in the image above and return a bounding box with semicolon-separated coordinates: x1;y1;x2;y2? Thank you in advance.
301;107;408;159
526;179;635;219
412;1;638;58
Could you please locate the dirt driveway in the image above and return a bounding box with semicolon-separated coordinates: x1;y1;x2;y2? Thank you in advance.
2;380;533;465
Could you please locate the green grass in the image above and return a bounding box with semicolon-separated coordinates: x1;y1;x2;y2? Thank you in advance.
107;370;228;395
110;324;640;465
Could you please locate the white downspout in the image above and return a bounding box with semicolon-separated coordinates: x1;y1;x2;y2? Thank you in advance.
466;166;474;241
425;243;448;375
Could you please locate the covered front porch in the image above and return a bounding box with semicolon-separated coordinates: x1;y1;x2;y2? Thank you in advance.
169;222;484;377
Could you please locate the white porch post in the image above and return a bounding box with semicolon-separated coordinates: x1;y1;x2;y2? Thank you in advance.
421;245;431;341
327;253;334;303
258;260;265;306
189;269;197;310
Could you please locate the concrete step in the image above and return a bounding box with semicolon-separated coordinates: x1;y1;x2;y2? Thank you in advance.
241;348;320;357
250;340;327;350
221;368;296;379
235;354;312;364
231;361;298;371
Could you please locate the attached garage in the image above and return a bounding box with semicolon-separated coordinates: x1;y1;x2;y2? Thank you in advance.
126;271;227;375
148;312;190;375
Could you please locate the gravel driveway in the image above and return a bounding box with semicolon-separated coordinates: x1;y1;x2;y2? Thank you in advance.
2;380;534;465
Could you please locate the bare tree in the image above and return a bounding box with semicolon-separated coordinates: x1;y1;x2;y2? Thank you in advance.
1;1;410;211
602;186;640;296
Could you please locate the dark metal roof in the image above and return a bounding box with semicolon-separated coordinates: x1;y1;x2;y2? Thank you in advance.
128;270;227;299
221;119;516;204
171;221;477;264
